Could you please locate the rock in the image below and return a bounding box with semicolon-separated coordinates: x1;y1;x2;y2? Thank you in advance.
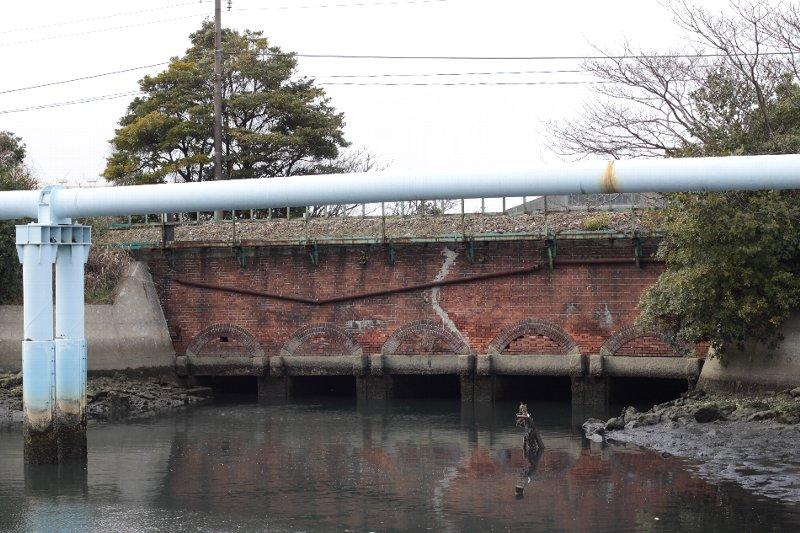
605;417;625;431
625;413;662;429
694;406;726;423
185;386;213;398
790;387;800;398
582;418;606;438
637;413;662;427
776;411;800;425
685;389;707;400
747;410;776;422
0;374;22;389
622;406;639;423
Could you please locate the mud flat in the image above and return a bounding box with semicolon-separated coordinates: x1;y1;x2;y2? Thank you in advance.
583;388;800;502
0;372;211;429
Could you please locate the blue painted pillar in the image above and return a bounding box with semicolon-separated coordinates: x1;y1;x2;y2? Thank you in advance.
55;227;91;462
16;225;58;464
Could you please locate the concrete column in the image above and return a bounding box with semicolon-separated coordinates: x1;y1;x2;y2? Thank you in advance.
474;376;494;404
459;375;474;407
258;377;288;403
359;375;393;403
18;236;58;464
571;376;609;421
55;239;90;462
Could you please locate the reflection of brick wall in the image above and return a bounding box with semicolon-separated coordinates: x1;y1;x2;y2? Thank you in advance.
138;237;673;357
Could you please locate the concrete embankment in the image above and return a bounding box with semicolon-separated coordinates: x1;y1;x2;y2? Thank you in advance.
699;315;800;392
0;262;174;373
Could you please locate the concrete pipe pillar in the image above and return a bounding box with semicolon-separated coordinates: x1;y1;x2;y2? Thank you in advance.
55;232;91;462
16;228;58;464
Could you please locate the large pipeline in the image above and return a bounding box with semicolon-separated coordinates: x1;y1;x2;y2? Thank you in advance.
3;154;800;221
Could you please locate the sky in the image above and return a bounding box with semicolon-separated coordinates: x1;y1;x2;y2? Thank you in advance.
0;0;734;198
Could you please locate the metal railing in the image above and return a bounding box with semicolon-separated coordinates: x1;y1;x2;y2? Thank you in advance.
105;193;664;230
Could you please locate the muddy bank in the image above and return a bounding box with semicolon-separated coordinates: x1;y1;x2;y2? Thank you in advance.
583;388;800;502
0;372;211;428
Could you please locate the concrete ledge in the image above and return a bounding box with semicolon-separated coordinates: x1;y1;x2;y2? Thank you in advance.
382;354;461;375
602;356;701;379
281;355;364;376
491;354;584;376
186;356;265;376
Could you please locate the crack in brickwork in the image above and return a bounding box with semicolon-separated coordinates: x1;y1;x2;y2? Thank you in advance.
381;319;472;355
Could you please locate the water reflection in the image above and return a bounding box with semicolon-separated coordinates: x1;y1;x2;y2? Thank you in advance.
0;399;798;532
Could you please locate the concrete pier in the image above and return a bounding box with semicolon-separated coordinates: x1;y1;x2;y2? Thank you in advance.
18;231;58;464
257;377;289;403
55;241;90;462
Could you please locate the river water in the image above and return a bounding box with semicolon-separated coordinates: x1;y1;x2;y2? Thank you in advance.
1;398;799;532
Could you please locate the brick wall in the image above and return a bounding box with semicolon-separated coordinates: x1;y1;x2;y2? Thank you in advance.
138;237;678;357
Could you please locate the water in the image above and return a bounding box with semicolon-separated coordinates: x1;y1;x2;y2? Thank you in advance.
1;398;799;532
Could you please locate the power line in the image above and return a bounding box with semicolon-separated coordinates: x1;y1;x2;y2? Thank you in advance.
0;14;206;48
314;69;585;78
0;63;590;96
0;63;169;95
0;0;446;46
232;0;447;11
265;51;798;61
0;1;209;35
0;92;140;115
316;80;603;86
0;78;602;115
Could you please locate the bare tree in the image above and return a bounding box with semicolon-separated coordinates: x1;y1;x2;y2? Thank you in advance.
306;147;385;218
550;0;798;159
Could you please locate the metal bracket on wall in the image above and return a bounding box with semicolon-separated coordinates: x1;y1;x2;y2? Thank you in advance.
233;245;247;269
545;235;557;270
164;248;176;270
464;239;475;264
633;234;643;268
385;241;396;266
307;241;319;267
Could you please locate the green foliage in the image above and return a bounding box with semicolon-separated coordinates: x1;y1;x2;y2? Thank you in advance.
638;191;800;356
0;131;36;305
84;246;133;304
582;212;612;231
638;76;800;358
103;22;348;184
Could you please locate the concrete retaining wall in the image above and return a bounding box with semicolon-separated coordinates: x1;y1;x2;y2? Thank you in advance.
0;262;175;373
699;314;800;391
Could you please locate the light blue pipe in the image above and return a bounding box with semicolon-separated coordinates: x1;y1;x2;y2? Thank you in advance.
55;240;90;461
17;233;58;464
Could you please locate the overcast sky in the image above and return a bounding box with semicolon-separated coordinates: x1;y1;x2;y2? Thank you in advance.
0;0;734;189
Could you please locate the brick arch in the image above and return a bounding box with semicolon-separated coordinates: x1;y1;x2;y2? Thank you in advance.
381;319;472;355
186;324;264;358
600;325;691;357
281;323;363;357
487;318;580;355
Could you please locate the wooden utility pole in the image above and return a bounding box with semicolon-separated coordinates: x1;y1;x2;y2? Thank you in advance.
213;0;223;181
212;0;224;220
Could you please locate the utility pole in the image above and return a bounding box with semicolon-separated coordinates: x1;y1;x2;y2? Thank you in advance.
212;0;224;220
